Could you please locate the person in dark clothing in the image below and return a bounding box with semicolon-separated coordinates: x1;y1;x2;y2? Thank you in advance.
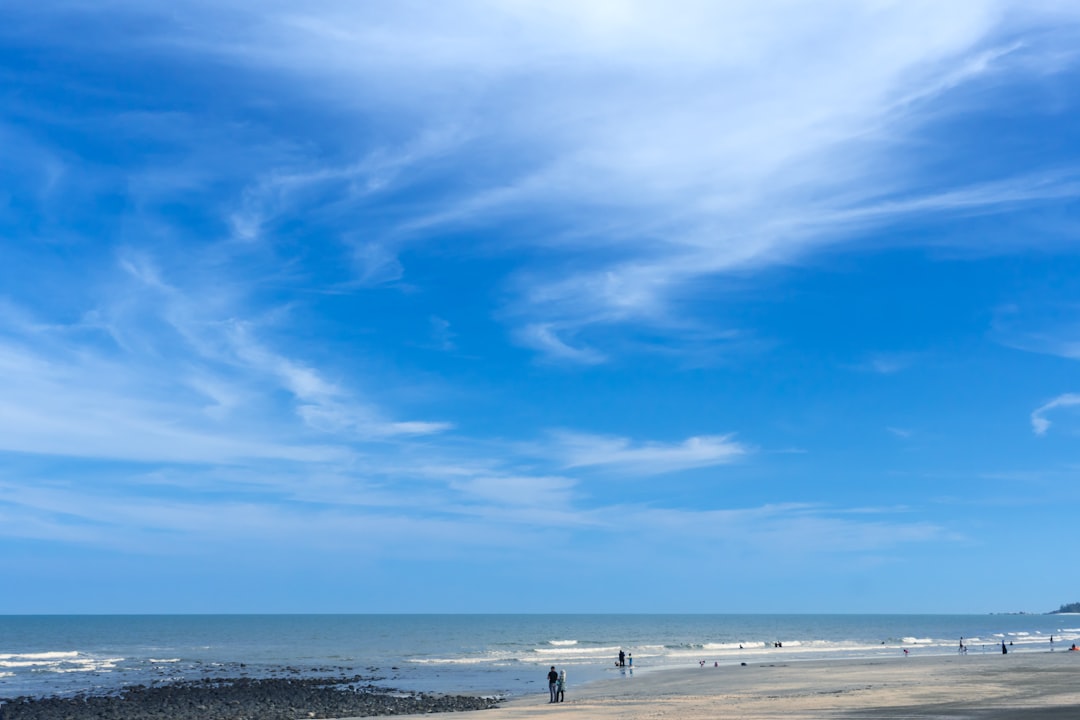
618;649;625;667
547;667;559;702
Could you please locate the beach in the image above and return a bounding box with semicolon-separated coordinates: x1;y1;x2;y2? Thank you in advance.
391;653;1080;720
7;613;1076;701
4;615;1079;719
2;652;1077;720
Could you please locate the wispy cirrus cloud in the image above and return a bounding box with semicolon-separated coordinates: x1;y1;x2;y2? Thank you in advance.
1031;393;1080;435
991;301;1080;361
0;243;450;466
514;324;606;365
0;472;946;563
0;340;344;464
448;474;578;509
10;2;1080;363
226;323;451;438
4;0;1080;612
551;431;750;474
615;502;952;554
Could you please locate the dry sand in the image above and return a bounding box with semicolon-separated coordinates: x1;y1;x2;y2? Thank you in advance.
349;652;1080;720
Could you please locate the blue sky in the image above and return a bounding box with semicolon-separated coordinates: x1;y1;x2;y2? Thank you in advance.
3;1;1080;614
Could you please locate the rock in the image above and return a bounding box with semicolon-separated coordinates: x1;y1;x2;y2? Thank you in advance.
0;676;501;720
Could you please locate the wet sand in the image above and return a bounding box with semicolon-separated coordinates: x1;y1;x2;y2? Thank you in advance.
354;652;1080;720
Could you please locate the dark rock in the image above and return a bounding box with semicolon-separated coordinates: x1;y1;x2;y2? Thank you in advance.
0;676;501;720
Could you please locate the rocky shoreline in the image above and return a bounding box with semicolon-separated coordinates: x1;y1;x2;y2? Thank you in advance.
0;675;502;720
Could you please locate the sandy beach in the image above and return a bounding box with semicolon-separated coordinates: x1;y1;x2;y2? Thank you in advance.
367;653;1080;720
2;650;1076;720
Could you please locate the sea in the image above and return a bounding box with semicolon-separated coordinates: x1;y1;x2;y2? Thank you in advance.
2;614;1078;701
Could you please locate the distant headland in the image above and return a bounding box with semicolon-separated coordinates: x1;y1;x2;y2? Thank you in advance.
1049;602;1080;614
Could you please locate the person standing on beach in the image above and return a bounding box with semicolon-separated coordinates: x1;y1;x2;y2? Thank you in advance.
1001;641;1008;655
548;666;558;703
557;669;566;702
618;649;625;667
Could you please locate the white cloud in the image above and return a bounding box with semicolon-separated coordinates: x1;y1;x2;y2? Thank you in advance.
350;241;405;287
205;0;1078;356
1;2;1042;607
1031;393;1080;435
990;302;1080;361
0;248;452;465
614;503;950;553
553;431;749;474
30;0;1074;362
449;474;577;508
0;339;346;465
515;323;606;365
0;473;947;562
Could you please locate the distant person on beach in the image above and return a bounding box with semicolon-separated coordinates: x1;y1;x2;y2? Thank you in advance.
557;669;566;702
618;649;625;667
628;653;632;667
1001;641;1007;655
548;666;558;703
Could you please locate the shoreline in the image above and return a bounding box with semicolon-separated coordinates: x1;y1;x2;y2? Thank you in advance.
1;652;1077;719
4;614;1077;702
403;652;1080;720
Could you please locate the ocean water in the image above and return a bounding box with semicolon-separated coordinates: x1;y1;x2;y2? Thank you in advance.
1;614;1078;700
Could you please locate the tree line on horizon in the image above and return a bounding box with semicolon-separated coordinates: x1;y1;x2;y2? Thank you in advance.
1052;602;1080;614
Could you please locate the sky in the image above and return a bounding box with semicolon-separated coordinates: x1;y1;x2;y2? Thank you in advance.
2;1;1080;615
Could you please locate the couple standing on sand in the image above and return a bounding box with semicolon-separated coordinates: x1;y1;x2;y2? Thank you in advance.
547;666;566;703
